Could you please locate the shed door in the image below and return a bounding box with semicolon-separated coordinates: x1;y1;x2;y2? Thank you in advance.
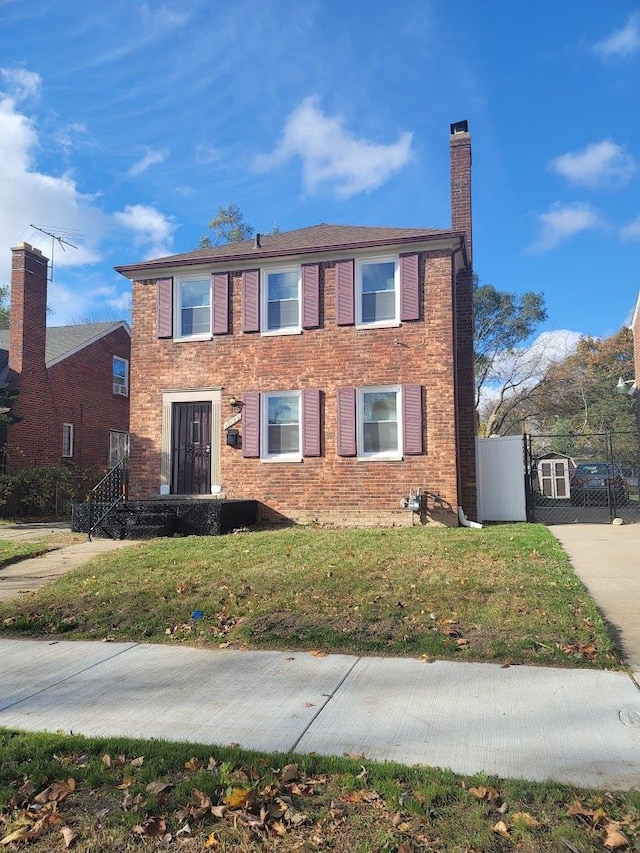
171;402;211;494
539;460;569;499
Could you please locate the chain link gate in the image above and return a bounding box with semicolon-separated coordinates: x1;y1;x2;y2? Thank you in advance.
525;431;640;524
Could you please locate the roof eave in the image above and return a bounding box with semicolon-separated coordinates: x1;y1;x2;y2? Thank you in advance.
115;230;467;279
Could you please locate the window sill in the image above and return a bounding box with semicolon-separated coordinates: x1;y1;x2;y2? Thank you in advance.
356;454;403;462
173;333;213;343
260;328;303;337
260;456;303;463
355;320;401;331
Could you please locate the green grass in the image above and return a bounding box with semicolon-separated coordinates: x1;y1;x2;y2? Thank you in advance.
0;532;83;568
0;524;620;668
0;728;638;851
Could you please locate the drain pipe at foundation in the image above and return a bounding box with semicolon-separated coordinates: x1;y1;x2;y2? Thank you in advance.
458;506;483;529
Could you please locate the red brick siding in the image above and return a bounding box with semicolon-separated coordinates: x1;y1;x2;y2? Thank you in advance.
129;250;468;525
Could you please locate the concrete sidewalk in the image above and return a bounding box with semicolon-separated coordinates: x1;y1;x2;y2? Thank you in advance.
0;639;639;790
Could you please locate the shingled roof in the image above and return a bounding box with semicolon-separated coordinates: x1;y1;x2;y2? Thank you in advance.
0;321;130;383
115;223;463;277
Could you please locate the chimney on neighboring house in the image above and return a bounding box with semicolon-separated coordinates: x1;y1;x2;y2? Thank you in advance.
450;120;472;268
9;242;48;378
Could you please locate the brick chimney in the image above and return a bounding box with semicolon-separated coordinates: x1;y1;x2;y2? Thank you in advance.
450;120;472;268
9;242;48;377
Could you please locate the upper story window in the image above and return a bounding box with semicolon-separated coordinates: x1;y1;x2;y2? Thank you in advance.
262;391;301;460
176;277;211;339
262;268;301;334
356;258;399;328
113;356;129;396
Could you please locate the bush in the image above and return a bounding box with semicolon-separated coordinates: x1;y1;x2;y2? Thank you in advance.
0;465;75;518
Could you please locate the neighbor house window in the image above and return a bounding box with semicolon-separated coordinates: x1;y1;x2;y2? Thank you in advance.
356;258;399;327
176;277;211;339
262;391;301;460
109;430;130;467
262;268;300;334
62;423;74;458
112;356;129;396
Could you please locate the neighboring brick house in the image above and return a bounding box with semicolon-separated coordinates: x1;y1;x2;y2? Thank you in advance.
116;122;477;526
1;243;131;474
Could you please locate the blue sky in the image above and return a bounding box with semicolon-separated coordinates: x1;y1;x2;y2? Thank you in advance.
0;1;638;345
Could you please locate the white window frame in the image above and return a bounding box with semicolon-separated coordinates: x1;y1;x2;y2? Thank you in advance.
261;390;302;462
357;385;402;460
260;266;301;336
109;430;130;467
62;423;74;458
112;356;129;396
355;256;400;329
174;275;212;341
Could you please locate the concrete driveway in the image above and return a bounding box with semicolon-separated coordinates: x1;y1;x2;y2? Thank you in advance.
550;523;640;680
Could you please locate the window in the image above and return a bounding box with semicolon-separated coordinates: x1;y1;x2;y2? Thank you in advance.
262;391;301;460
62;423;74;458
176;277;211;339
109;430;130;467
356;258;399;327
112;356;129;396
358;387;401;459
337;384;423;459
262;268;300;334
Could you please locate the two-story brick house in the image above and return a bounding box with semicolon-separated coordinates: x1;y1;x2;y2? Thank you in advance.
2;243;131;475
116;122;477;526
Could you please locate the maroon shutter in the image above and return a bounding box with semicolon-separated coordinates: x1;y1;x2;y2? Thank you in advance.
301;264;320;329
400;254;419;321
402;384;423;455
212;272;229;334
336;260;354;326
242;391;260;457
336;386;356;456
156;278;173;338
242;269;260;332
302;388;320;456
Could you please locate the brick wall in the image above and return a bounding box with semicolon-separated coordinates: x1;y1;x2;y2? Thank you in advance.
129;249;467;525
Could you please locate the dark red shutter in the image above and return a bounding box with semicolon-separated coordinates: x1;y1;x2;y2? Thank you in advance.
242;269;260;332
156;278;173;338
336;386;356;456
302;388;321;456
302;264;320;329
212;272;229;335
336;260;354;326
402;384;423;455
400;254;419;321
242;392;260;457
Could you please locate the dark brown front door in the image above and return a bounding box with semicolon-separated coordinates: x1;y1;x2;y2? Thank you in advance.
172;402;211;494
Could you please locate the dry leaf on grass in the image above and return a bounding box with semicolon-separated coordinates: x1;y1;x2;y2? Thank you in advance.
512;811;542;828
493;820;511;839
604;824;629;849
61;825;76;848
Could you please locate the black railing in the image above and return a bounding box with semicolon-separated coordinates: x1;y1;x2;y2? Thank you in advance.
88;461;128;540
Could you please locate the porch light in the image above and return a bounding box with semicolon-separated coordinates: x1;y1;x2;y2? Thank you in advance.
229;396;243;412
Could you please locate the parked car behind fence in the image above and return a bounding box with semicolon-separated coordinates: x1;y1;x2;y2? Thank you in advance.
569;462;629;507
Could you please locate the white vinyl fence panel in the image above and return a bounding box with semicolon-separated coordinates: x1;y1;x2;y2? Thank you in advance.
476;435;527;522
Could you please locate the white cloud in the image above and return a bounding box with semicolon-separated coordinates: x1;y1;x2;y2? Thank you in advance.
594;12;640;59
526;202;602;253
0;90;106;284
255;96;413;198
550;140;636;187
195;143;219;166
128;147;168;176
621;215;640;240
113;203;175;258
0;67;41;101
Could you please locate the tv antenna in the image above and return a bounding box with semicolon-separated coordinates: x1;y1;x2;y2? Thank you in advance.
28;225;83;285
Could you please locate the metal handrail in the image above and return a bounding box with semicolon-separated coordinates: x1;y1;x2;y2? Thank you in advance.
88;460;128;540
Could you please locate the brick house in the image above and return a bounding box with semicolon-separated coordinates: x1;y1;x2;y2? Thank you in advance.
115;122;477;526
1;242;131;474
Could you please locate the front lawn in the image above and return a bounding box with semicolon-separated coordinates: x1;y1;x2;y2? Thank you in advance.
0;524;619;668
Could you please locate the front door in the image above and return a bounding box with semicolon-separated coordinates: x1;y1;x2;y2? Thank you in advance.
171;402;211;494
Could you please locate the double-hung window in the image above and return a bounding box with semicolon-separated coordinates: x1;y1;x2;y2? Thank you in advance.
262;391;301;460
356;258;399;327
176;277;211;339
109;430;130;467
262;268;300;334
113;356;129;396
358;386;401;459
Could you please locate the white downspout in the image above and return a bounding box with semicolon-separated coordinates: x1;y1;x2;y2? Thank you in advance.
458;506;483;529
